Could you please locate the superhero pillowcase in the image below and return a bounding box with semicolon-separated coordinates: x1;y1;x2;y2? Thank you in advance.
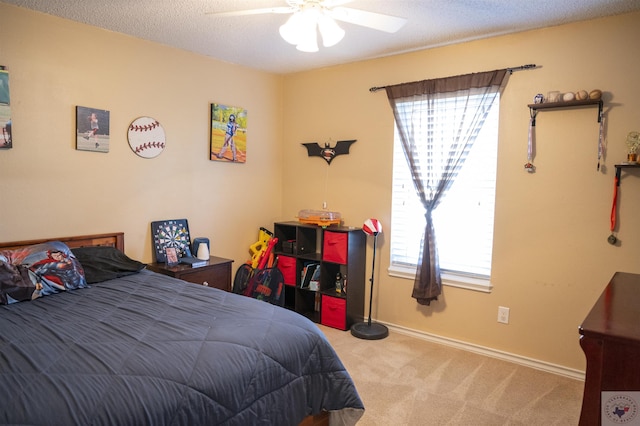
0;241;87;304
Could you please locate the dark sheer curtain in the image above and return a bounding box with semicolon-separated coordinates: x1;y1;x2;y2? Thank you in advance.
385;69;507;305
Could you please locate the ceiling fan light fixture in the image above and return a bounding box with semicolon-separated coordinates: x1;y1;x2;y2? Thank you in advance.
317;13;344;47
279;7;320;52
279;13;305;45
295;23;319;52
296;39;319;52
212;1;408;53
279;3;344;52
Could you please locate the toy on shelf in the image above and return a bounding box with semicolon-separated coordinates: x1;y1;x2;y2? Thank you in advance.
297;209;342;227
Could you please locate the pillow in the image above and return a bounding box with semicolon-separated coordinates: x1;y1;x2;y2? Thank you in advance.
0;260;36;304
71;246;145;283
0;241;88;304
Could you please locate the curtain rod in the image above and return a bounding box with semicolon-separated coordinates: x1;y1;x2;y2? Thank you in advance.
369;64;538;93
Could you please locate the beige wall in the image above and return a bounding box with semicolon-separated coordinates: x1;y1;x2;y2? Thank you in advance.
282;12;640;371
2;1;640;372
0;3;284;266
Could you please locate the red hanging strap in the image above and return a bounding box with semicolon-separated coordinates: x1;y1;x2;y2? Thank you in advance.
611;176;619;233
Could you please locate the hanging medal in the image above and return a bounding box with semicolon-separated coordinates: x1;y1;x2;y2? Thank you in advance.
525;108;537;173
597;110;604;171
608;175;618;245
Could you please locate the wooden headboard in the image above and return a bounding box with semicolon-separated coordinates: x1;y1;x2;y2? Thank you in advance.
0;232;124;251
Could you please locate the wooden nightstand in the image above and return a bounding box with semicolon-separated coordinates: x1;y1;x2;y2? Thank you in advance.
147;256;234;291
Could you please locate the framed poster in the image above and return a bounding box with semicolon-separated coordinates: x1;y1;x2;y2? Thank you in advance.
151;219;191;262
165;247;179;266
0;66;11;149
210;103;247;163
76;106;110;153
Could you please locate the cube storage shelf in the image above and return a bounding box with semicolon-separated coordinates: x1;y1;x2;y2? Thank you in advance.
274;221;366;330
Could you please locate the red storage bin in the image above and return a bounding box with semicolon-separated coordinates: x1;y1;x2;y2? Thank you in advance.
322;231;348;264
277;256;297;286
321;295;347;330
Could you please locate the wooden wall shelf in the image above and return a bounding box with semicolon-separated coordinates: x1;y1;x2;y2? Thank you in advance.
527;99;603;126
614;163;640;185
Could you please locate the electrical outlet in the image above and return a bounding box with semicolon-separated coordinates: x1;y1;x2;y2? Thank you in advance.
498;306;510;324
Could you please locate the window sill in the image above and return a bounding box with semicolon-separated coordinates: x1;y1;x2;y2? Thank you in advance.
388;265;493;293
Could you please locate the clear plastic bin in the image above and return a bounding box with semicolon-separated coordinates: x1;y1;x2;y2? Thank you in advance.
297;209;342;226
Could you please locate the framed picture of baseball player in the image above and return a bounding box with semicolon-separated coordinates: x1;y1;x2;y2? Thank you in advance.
210;103;247;163
76;106;110;153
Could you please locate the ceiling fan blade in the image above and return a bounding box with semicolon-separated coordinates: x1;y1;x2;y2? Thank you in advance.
320;0;353;7
329;7;407;33
206;7;295;17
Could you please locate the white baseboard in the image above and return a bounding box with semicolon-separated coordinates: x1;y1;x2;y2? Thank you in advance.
382;321;586;382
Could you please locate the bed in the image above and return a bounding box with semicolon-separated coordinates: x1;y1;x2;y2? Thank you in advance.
0;232;364;426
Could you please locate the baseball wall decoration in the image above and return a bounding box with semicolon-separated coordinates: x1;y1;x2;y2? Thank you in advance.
127;116;166;158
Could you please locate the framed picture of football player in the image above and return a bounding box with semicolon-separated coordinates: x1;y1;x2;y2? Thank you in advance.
76;106;110;153
0;66;11;149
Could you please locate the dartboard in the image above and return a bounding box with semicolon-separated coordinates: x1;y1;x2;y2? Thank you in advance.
151;219;191;262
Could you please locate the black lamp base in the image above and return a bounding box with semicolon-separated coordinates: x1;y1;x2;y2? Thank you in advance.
350;322;389;340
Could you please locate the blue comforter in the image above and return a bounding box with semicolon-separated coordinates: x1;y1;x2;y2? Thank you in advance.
0;269;363;425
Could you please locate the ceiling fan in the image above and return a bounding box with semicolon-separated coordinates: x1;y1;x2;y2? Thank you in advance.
208;0;407;52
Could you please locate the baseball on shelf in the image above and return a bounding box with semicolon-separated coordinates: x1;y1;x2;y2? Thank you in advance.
589;89;602;100
127;116;166;158
576;90;588;100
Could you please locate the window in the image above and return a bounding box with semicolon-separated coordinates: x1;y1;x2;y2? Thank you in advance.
389;94;499;292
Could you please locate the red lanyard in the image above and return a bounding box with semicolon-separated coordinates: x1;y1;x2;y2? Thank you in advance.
611;176;618;233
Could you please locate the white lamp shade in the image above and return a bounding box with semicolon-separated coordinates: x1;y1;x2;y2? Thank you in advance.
318;13;344;47
295;22;319;52
279;7;344;52
280;9;319;52
196;243;210;260
279;13;304;45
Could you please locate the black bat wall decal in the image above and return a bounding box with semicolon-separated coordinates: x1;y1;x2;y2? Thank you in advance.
302;140;356;165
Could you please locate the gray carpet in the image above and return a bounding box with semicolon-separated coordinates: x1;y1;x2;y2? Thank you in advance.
319;325;584;425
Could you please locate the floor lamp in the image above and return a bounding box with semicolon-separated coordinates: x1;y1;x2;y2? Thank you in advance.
351;218;389;340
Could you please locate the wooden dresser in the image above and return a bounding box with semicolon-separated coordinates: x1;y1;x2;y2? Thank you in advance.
578;272;640;425
147;256;234;291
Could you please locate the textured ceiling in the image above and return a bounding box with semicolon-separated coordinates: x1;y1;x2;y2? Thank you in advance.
4;0;640;74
